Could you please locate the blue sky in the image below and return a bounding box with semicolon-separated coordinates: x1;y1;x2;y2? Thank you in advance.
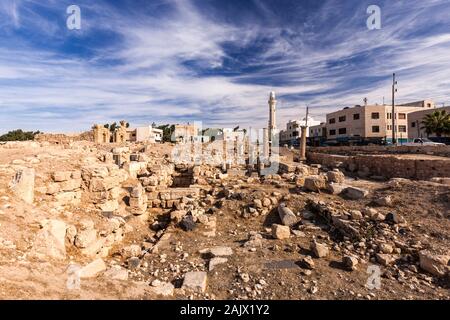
0;0;450;133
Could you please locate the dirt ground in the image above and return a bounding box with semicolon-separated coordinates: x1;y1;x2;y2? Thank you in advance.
0;142;449;300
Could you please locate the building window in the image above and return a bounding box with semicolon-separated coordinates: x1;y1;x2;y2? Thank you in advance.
353;113;360;120
399;125;406;133
411;122;416;128
293;131;299;137
329;118;335;124
387;125;392;130
329;129;336;135
371;112;380;119
339;116;346;122
372;126;380;133
387;113;392;120
427;103;431;108
338;128;346;134
399;113;406;119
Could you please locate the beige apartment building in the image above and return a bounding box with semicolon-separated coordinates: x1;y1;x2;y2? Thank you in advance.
408;106;450;139
326;100;435;144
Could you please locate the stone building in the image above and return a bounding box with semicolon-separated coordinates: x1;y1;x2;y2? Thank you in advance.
173;123;198;143
93;124;111;144
113;121;129;143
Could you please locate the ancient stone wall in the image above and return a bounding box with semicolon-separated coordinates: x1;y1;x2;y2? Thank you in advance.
35;132;94;144
307;152;450;180
309;145;450;157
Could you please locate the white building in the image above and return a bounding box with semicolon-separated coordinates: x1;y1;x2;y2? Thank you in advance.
222;128;246;142
135;126;163;143
279;116;321;144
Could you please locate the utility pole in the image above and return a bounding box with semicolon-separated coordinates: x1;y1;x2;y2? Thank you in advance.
305;106;309;127
299;106;308;161
392;73;398;144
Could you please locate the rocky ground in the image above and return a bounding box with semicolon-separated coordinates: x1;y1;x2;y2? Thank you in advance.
0;141;449;300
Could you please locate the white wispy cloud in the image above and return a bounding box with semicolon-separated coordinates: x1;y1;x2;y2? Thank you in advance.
0;0;449;134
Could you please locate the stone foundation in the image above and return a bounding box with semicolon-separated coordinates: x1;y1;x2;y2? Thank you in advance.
307;152;450;180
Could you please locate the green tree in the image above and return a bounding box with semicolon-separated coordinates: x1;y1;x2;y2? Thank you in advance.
109;122;117;132
0;129;41;141
421;110;450;137
157;124;175;142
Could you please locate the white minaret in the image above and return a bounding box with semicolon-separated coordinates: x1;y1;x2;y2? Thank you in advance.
268;91;277;141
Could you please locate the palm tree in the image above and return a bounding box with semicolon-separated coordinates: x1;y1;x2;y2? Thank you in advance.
421;110;450;137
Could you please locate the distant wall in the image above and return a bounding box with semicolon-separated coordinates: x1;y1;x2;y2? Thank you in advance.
309;145;450;157
307;152;450;180
35;131;94;144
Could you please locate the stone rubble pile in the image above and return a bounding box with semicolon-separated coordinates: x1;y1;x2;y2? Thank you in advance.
81;164;128;213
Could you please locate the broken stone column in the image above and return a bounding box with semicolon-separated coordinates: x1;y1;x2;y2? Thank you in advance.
10;167;35;204
262;128;269;160
129;184;147;215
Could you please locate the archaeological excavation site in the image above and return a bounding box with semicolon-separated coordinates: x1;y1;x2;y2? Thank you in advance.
0;134;449;301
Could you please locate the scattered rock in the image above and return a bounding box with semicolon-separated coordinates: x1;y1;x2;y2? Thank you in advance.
209;246;233;257
311;241;329;258
209;257;228;271
104;266;128;281
182;271;208;293
31;219;67;260
80;258;107;278
327;183;346;195
379;243;394;254
342;255;359;271
278;203;297;226
376;253;396;266
300;256;315;269
385;212;406;224
150;281;175;297
122;244;141;259
127;257;141;270
419;250;450;277
304;175;327;192
350;210;363;220
374;196;392;206
342;186;369;200
180;216;196;231
327;170;345;183
272;224;290;240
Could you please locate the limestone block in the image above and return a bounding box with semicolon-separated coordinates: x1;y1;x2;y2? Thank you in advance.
10;168;35;204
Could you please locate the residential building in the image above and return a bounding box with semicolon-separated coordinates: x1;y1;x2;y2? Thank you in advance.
279;116;321;146
325;100;435;144
309;122;327;146
223;128;246;142
408;106;450;139
135;126;163;143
